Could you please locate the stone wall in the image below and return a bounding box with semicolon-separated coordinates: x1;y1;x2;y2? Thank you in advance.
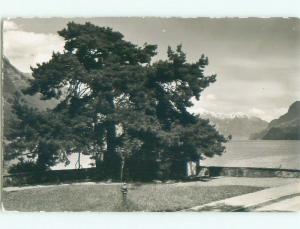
3;168;100;187
202;166;300;178
3;166;300;187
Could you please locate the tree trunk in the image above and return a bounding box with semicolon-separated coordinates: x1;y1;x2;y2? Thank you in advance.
104;122;121;178
188;161;194;176
120;158;125;182
170;158;187;179
102;95;121;179
196;160;201;175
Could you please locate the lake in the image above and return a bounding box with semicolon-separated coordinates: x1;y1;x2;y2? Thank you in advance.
202;140;300;170
52;140;300;170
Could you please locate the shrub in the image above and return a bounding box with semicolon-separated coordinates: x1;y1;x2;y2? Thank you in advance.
8;159;46;174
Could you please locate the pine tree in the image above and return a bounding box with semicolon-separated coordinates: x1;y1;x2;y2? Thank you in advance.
125;45;227;179
20;22;156;178
7;22;226;180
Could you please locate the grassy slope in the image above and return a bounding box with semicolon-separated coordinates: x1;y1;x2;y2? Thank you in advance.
2;183;263;212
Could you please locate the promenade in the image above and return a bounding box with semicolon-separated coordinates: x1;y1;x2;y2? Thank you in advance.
184;181;300;212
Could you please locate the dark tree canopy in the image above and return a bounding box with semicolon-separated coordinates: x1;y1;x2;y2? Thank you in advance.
7;22;226;180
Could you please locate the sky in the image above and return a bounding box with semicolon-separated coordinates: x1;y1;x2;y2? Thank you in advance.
3;17;300;121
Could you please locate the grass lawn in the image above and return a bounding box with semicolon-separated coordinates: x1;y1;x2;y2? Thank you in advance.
2;183;263;212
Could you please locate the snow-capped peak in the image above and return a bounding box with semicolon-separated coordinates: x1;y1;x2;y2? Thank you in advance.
200;110;252;120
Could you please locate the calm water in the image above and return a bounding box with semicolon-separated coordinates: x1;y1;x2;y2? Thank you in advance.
52;140;300;170
202;140;300;170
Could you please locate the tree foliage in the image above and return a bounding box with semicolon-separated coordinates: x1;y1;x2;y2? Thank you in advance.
7;22;226;180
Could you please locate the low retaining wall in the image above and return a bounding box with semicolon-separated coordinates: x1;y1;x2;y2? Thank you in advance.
201;166;300;178
3;168;100;187
3;166;300;187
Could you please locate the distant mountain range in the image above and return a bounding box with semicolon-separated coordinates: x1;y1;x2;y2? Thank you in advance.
200;112;268;140
250;101;300;140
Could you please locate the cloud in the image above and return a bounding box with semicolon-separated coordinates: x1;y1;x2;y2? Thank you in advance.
221;56;300;70
205;94;216;101
249;107;265;116
265;107;288;121
3;21;64;72
189;88;291;122
3;18;299;122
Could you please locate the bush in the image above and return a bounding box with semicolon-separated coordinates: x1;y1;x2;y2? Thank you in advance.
8;159;46;174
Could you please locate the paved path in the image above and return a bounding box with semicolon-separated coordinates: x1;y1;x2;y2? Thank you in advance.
174;177;300;188
184;181;300;212
255;196;300;212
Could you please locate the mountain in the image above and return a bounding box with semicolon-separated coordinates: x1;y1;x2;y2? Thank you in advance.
201;112;268;140
3;57;59;174
250;101;300;140
3;57;56;126
3;57;57;136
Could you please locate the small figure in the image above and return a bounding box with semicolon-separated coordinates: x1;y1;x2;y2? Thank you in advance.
120;182;128;204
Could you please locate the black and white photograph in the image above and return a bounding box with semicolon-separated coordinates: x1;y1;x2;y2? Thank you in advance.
1;17;300;212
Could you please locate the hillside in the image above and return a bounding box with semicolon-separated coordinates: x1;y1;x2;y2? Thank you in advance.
3;57;57;136
201;113;268;140
3;57;58;174
250;101;300;140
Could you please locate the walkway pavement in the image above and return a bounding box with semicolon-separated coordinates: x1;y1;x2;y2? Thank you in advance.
184;181;300;212
255;196;300;212
174;177;300;188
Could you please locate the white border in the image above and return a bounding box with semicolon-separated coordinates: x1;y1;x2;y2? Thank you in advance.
1;0;300;228
0;0;300;17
